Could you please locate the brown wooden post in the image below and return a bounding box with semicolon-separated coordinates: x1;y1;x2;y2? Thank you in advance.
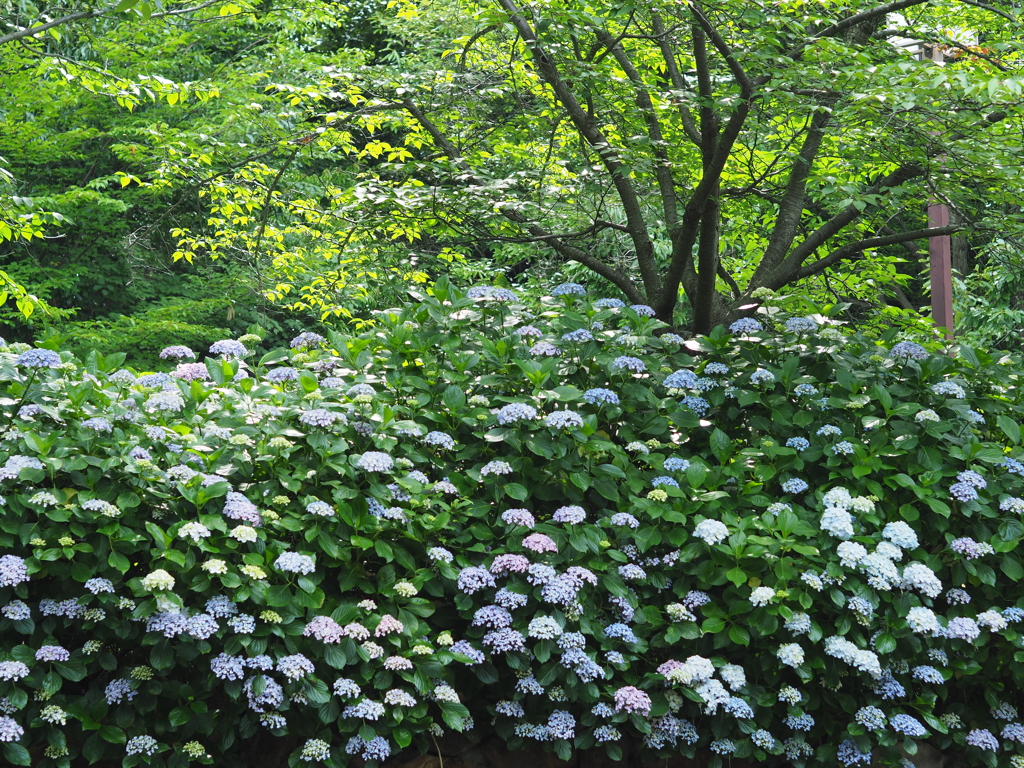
928;45;954;339
928;202;954;338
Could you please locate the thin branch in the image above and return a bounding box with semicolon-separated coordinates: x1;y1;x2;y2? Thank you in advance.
766;162;926;287
811;0;933;43
954;0;1018;22
796;225;962;280
599;30;678;229
650;14;701;146
459;24;498;69
0;0;221;47
717;261;742;299
750;108;832;286
688;4;753;95
494;0;661;299
401;99;644;301
0;9;105;47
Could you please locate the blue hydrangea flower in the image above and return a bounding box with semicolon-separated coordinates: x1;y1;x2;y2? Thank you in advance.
629;304;656;317
838;740;873;766
729;318;762;334
604;623;638;643
209;340;247;357
595;298;625;309
786;437;810;450
552;283;586;296
159;345;196;360
608;512;639;528
496;403;538;425
583;388;619;405
932;380;966;398
890;714;928;737
266;367;300;384
611;356;645;372
664;369;698;389
949;482;978;502
663;457;690;472
16;348;61;368
290;332;326;349
545;410;584;430
889;341;928;359
561;329;594;343
785;317;818;333
424;431;456;449
781;478;809;494
681;396;710;415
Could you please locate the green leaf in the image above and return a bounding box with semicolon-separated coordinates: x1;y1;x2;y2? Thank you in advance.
702;617;726;633
504;483;529;501
3;742;31;766
443;384;466;410
1001;556;1024;582
999;414;1022;446
728;625;750;646
875;632;897;654
108;551;130;573
709;428;731;463
725;568;746;587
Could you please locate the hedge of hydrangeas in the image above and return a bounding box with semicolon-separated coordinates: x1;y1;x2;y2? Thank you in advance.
2;278;1024;768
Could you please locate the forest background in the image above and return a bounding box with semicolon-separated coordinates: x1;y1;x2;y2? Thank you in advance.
2;0;1024;362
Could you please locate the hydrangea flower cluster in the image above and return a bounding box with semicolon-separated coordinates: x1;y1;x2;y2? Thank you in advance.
0;289;1021;768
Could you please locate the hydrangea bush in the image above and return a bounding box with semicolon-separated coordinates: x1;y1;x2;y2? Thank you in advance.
2;280;1024;768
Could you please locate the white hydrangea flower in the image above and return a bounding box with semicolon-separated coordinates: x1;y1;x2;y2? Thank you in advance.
694;519;728;545
141;569;175;591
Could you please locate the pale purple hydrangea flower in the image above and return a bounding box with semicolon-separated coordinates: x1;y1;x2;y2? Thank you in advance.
613;686;651;715
160;345;196;360
501;508;535;527
523;533;558;553
210;340;247;357
0;555;29;587
457;567;496;594
16;348;61;368
35;645;70;662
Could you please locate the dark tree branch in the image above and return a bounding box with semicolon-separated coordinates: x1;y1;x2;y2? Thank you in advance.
954;0;1018;22
765;163;926;288
717;261;742;299
401;99;644;301
660;6;760;319
494;0;662;299
750;108;832;287
599;31;679;230
459;25;499;69
650;14;702;146
0;0;221;47
811;0;932;43
688;3;754;95
796;225;962;280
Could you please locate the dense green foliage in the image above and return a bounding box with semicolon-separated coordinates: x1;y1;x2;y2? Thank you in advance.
3;0;1024;342
2;284;1024;767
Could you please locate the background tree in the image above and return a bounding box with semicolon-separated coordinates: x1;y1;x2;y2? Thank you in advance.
284;0;1024;330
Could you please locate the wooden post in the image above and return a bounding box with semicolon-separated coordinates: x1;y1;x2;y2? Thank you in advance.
928;45;954;339
928;202;954;338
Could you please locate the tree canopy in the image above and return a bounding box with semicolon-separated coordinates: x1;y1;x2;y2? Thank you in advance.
302;0;1024;329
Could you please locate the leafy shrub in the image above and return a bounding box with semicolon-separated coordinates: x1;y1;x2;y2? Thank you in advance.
2;279;1024;768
